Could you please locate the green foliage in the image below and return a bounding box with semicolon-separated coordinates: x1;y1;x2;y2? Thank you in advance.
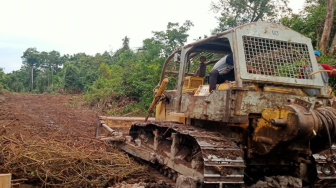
0;68;6;90
99;63;112;79
3;21;192;115
211;0;291;32
83;21;193;114
281;0;336;49
122;36;130;50
4;68;29;92
280;0;336;90
22;48;40;67
275;60;308;77
102;51;112;64
35;70;49;93
151;20;194;56
0;83;3;94
64;62;81;93
3;48;66;93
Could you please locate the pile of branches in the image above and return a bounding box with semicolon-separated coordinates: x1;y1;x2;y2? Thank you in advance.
0;133;146;187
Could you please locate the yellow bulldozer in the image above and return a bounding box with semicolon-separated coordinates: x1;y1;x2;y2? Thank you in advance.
96;22;336;187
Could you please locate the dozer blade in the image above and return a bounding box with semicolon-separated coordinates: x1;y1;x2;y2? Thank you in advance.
95;116;155;141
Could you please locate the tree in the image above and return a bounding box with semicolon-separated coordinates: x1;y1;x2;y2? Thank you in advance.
35;71;49;93
48;50;62;87
39;51;50;86
102;51;112;64
281;0;336;55
99;63;112;79
4;68;29;92
21;48;40;92
138;38;163;62
122;36;130;50
64;62;81;93
107;37;132;65
320;0;334;54
152;20;194;56
0;68;6;92
6;21;196;114
0;68;6;84
69;53;87;62
211;0;292;32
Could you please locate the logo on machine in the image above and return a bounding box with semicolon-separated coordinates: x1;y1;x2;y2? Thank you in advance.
272;30;279;36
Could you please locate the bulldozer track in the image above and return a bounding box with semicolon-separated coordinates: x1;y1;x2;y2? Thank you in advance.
148;165;176;187
119;122;245;187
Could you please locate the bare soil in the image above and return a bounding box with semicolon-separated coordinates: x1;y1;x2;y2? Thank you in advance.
0;93;96;138
0;93;149;187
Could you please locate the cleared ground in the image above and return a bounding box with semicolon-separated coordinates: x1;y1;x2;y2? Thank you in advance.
0;93;149;187
0;93;304;188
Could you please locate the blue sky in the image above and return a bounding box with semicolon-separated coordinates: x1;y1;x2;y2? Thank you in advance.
0;0;305;73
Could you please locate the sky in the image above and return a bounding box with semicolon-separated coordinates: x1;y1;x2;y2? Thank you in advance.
0;0;305;73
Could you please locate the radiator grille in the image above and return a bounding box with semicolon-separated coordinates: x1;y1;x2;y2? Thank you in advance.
243;36;313;79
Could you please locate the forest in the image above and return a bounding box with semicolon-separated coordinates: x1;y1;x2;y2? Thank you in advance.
1;0;336;115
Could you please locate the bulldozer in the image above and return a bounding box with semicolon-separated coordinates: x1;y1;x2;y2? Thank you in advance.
96;22;336;187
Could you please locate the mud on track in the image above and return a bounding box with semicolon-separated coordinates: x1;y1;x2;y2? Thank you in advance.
0;93;147;187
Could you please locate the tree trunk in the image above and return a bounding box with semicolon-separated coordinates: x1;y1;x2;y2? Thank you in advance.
317;31;321;49
47;70;50;87
319;0;334;54
329;33;336;55
51;67;53;87
31;66;34;92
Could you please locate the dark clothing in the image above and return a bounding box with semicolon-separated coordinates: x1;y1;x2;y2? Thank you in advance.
209;69;235;92
199;63;206;77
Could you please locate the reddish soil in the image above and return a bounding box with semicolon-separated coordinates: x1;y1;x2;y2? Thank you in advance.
0;93;149;187
0;93;97;139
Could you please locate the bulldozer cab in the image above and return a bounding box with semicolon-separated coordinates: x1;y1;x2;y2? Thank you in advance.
160;22;325;112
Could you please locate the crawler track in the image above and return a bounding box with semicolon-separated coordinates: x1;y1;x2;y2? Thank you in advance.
117;122;245;187
148;165;176;187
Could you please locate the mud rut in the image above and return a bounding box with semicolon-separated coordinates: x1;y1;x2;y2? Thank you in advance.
0;93;166;187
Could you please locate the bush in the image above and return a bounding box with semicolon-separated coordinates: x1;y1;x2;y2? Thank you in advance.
0;83;3;94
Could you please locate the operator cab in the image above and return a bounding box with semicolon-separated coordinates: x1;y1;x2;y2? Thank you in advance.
160;22;325;99
159;37;235;94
